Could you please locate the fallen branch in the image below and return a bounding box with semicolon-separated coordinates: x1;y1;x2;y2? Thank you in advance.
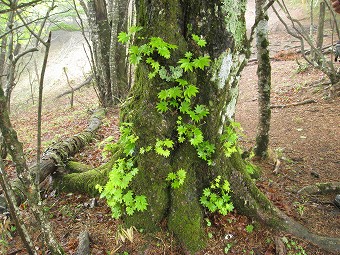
35;108;105;183
270;99;316;109
56;75;93;99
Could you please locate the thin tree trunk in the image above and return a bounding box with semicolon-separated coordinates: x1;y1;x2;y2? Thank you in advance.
0;158;37;255
316;2;325;51
254;0;271;158
88;0;113;107
110;0;129;103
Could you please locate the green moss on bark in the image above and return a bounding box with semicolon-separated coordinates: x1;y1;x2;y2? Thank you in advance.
66;161;92;173
59;160;113;196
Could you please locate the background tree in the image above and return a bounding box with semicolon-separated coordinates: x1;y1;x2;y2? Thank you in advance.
273;0;340;95
81;0;130;107
254;0;271;158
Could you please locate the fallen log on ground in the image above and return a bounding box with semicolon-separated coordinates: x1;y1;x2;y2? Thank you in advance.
35;108;105;183
0;108;105;209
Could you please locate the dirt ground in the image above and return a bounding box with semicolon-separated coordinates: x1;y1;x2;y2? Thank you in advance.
1;1;340;255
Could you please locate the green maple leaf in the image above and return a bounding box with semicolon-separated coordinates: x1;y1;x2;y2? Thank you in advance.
188;111;200;122
129;25;143;34
168;86;182;99
177;125;187;135
163;139;174;148
151;61;160;71
176;78;188;86
194;104;209;119
118;32;130;44
158;46;171;59
225;203;234;212
129;54;142;64
185;51;193;59
222;180;231;192
135;195;148;211
126;206;135;215
158;90;169;100
184;85;199;99
156;101;168;113
192;34;207;47
166;172;177;181
193;56;211;70
179;101;191;114
177;169;186;182
95;184;103;193
150;37;166;48
178;58;193;72
122;190;134;205
178;136;185;143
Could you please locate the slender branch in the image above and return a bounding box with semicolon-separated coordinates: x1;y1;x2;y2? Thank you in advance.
0;0;41;14
248;0;276;44
57;74;93;99
13;48;38;64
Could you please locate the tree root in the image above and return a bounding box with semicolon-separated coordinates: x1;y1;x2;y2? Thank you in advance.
275;209;340;253
75;231;90;255
298;182;340;195
270;99;317;109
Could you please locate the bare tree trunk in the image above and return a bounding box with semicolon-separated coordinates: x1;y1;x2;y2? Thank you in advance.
109;0;129;104
4;1;16;113
88;0;113;107
0;158;37;255
316;2;325;51
254;0;271;158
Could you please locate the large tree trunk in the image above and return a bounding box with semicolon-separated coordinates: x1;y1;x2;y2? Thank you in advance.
87;0;130;107
118;0;259;252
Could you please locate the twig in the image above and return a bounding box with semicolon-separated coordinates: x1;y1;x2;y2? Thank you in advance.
270;99;317;109
63;67;74;107
273;159;281;175
56;75;93;99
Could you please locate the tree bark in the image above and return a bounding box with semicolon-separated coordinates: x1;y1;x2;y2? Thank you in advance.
107;0;130;104
88;0;113;107
119;0;255;252
254;0;271;158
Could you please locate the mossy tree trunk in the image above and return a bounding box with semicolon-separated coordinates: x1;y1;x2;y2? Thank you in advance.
119;0;276;252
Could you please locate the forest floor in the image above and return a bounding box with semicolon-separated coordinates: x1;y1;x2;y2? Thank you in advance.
3;51;340;255
3;53;339;255
1;2;340;255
